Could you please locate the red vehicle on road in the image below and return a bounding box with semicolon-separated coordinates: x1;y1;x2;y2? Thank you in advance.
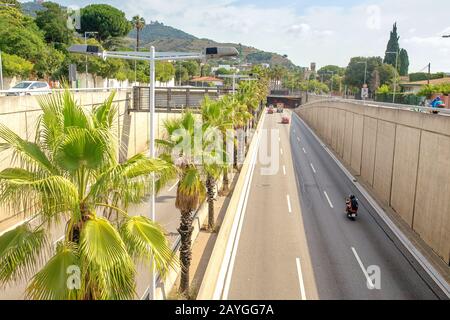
281;116;290;124
268;107;274;114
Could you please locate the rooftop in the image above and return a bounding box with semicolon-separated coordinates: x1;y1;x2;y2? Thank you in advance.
400;77;450;87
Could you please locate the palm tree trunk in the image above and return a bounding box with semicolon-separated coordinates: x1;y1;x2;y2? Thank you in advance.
136;29;140;51
221;169;230;195
178;209;194;297
206;175;215;230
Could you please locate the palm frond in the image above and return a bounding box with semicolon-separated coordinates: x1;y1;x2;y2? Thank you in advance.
0;224;47;284
120;216;177;278
0;124;58;175
26;242;82;300
175;166;205;211
80;217;136;299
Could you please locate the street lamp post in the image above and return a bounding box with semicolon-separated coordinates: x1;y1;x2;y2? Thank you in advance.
68;44;238;300
386;50;399;103
84;32;98;88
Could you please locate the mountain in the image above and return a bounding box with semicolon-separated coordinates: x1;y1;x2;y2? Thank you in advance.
19;2;297;69
127;21;296;69
21;1;45;17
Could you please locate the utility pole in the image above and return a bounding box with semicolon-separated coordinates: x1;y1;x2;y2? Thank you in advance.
427;63;431;85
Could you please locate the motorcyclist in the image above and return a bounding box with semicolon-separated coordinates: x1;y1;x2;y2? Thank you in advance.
347;195;358;214
430;96;445;113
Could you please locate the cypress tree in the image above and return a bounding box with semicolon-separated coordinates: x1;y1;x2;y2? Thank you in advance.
399;48;409;76
384;23;400;67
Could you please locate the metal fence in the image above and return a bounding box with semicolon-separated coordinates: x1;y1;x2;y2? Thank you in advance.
131;86;233;113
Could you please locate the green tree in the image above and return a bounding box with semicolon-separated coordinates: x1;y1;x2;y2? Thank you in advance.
34;46;65;80
131;15;145;51
0;91;176;299
399;48;409;76
377;63;398;86
344;57;382;88
0;6;47;62
175;64;189;84
1;52;34;78
80;4;131;41
384;23;400;68
156;61;175;83
35;2;72;46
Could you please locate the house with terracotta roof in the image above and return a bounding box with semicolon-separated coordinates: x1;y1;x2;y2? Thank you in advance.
400;77;450;94
190;76;224;87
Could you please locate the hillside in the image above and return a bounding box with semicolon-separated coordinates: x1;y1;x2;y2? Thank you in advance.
20;2;296;69
127;22;296;68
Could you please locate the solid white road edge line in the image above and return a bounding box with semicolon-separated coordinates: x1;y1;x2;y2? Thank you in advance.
293;112;450;299
215;112;265;300
296;258;307;300
351;247;375;289
324;191;334;208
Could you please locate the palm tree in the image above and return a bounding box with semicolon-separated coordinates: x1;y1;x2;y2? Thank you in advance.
132;15;146;51
201;98;231;229
157;112;206;297
0;91;176;299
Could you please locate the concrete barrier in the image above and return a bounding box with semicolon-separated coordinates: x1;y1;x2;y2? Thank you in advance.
298;101;450;265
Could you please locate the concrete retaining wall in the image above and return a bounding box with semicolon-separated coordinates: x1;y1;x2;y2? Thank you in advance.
298;101;450;265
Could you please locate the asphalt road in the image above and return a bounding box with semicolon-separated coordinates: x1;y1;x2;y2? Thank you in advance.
226;109;439;300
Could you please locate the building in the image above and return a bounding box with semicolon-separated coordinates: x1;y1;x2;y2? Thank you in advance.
400;77;450;94
190;76;224;87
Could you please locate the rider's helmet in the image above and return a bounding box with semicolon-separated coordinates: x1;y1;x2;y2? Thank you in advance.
350;195;356;200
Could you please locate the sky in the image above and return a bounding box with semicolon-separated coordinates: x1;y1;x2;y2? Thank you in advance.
45;0;450;72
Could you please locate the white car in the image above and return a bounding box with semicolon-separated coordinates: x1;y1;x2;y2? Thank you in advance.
6;81;51;96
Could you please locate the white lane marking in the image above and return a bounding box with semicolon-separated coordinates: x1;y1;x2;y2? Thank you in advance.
323;191;334;208
280;148;283;155
296;258;307;300
287;195;292;213
297;136;301;142
302;148;307;154
283;165;286;175
351;247;375;289
310;163;316;174
220;113;264;300
168;180;179;192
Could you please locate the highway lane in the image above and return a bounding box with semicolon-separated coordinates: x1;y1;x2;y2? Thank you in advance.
226;109;439;300
227;109;319;300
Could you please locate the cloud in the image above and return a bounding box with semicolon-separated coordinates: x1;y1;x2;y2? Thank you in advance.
55;0;450;71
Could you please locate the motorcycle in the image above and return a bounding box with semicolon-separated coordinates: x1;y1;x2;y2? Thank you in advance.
345;197;358;220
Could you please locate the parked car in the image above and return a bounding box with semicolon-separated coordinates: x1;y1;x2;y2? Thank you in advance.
281;116;290;124
6;81;51;96
268;106;274;114
277;106;284;113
